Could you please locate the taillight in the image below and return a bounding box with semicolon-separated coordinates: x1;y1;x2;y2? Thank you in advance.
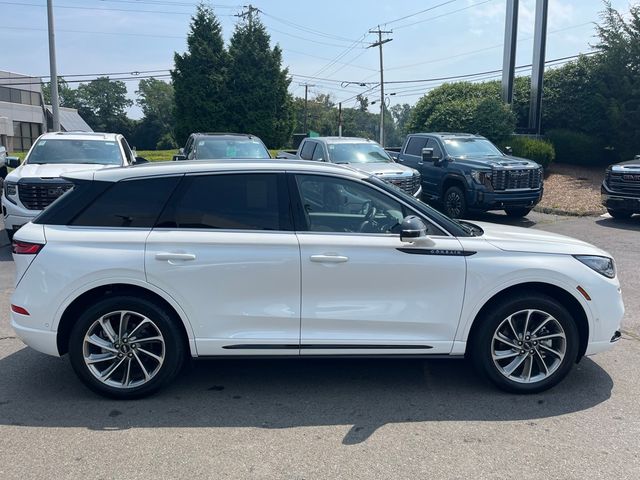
12;240;44;255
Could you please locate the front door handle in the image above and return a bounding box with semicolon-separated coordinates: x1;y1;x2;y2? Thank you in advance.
155;252;196;262
310;254;349;263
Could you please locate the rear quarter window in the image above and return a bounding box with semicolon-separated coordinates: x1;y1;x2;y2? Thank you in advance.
70;176;181;228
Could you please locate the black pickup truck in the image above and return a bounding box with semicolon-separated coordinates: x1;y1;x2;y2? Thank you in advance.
388;133;544;218
602;155;640;218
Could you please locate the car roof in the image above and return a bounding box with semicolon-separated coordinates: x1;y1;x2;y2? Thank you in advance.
191;133;261;140
63;159;368;183
308;136;377;145
38;132;120;142
412;132;485;140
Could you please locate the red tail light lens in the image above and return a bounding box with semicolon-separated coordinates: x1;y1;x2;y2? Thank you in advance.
12;240;44;255
11;304;30;316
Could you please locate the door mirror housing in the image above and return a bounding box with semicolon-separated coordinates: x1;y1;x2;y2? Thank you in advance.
504;146;513;155
421;147;434;162
400;216;427;242
172;154;187;161
5;156;20;169
134;156;149;165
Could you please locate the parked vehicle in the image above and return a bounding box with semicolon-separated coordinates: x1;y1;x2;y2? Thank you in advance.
173;133;270;161
277;137;422;197
11;159;622;398
2;132;144;240
601;154;640;218
389;133;544;218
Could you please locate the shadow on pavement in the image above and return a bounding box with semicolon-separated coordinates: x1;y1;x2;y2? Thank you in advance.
595;216;640;232
463;211;537;228
0;347;613;444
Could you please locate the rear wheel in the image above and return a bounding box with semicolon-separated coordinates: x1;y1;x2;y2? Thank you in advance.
607;208;633;219
443;186;467;218
504;207;532;217
471;294;579;393
68;296;185;399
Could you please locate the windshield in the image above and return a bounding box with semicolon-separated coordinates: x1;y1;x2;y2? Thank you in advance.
194;139;270;159
443;138;503;157
366;176;474;237
328;142;392;164
27;139;123;165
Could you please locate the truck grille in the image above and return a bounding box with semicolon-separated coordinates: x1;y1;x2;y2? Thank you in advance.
385;175;421;195
18;182;73;210
492;168;542;191
607;171;640;195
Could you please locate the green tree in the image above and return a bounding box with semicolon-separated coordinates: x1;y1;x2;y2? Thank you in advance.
76;77;132;132
390;103;413;137
171;4;228;144
133;78;176;149
225;12;293;148
41;78;80;108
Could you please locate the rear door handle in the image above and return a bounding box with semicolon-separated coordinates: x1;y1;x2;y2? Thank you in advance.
310;254;349;263
155;252;196;262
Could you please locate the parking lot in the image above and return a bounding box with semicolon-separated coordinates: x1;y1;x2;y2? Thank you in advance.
0;211;639;480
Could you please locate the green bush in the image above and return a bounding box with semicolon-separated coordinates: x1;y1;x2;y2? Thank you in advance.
502;135;555;169
156;132;177;150
546;129;612;166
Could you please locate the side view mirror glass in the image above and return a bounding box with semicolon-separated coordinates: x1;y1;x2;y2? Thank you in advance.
6;156;20;169
504;146;513;155
421;147;434;162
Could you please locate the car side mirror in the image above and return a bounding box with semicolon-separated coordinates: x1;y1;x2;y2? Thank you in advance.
401;216;426;241
421;147;434;162
504;146;513;155
5;156;20;169
134;156;149;165
172;154;187;161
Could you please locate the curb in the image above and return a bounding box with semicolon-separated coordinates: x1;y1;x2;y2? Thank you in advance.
533;205;605;217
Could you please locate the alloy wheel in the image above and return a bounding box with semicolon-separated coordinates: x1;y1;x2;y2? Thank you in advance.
82;310;165;389
491;309;566;384
445;191;463;217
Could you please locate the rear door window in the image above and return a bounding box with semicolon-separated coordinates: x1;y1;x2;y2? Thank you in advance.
404;137;428;156
71;176;181;227
299;141;317;160
156;173;291;231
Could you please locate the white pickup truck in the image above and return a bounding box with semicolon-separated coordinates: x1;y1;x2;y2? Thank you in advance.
277;136;422;197
2;132;145;239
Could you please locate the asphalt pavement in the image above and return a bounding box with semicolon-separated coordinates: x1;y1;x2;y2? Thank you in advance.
0;212;639;480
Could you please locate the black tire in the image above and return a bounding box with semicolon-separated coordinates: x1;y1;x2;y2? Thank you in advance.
504;207;532;218
443;186;467;218
607;208;633;219
470;293;579;394
68;296;185;399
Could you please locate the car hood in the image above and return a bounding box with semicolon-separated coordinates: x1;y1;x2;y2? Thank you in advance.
6;163;113;182
451;155;539;170
470;221;609;256
610;160;640;172
345;162;416;177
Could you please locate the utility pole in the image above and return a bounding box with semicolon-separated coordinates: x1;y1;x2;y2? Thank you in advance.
529;0;549;135
299;83;315;133
338;102;342;137
368;27;392;147
47;0;60;131
501;0;519;104
235;4;260;29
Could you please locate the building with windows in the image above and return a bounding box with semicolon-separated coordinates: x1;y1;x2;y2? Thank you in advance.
0;70;92;152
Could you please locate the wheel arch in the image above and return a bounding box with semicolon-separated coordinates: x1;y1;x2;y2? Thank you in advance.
465;282;590;361
441;174;467;197
56;283;195;357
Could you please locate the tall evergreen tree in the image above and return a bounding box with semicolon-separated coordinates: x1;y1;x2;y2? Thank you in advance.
225;12;293;148
172;4;228;144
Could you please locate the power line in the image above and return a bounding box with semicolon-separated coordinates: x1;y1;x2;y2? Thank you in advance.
394;0;497;30
97;0;239;7
0;0;234;15
3;25;185;39
380;0;459;26
267;25;367;49
260;11;366;44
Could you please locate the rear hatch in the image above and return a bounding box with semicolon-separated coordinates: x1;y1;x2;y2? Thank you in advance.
11;222;46;286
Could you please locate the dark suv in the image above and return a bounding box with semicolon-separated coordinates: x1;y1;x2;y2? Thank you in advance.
390;133;544;218
602;155;640;218
173;133;270;161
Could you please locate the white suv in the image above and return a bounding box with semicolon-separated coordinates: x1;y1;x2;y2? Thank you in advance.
2;132;138;239
10;160;623;398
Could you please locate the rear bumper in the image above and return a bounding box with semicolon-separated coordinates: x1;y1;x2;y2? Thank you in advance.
470;188;543;211
601;183;640;211
11;318;60;357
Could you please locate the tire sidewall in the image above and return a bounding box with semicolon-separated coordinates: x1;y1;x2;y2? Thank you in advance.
444;186;467;218
68;296;184;399
473;294;579;394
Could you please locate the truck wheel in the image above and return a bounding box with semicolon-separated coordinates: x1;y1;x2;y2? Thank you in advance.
504;207;532;218
443;186;467;218
470;293;579;394
68;296;185;399
607;208;633;219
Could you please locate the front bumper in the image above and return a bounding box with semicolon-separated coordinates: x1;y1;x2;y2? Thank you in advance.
601;183;640;212
470;187;543;211
2;194;39;231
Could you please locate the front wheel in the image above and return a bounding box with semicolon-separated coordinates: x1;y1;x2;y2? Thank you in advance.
68;296;185;399
504;207;532;217
443;186;467;218
607;208;633;219
471;294;579;393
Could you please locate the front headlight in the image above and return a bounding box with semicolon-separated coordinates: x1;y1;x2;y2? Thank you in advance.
574;255;616;279
4;181;17;196
470;170;493;189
